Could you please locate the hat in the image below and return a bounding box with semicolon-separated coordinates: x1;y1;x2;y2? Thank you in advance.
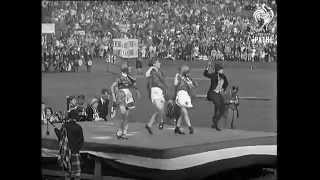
90;98;99;106
214;63;223;71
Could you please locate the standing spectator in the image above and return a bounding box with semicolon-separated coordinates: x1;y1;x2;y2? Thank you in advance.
42;102;46;122
86;98;104;121
136;55;143;75
251;47;256;62
74;50;80;72
77;95;87;121
44;107;59;123
57;109;84;180
141;45;146;60
85;48;93;72
97;88;110;121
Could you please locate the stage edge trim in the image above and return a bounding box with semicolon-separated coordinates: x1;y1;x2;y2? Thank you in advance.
43;145;277;170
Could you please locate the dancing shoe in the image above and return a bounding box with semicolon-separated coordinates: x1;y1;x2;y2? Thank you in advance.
188;126;194;134
116;134;128;140
158;121;164;130
174;127;185;135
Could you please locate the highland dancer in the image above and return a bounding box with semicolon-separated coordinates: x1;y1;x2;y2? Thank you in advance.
110;63;141;139
174;65;198;134
145;59;168;134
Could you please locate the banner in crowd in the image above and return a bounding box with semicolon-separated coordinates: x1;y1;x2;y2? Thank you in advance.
113;39;138;58
42;23;55;34
74;30;85;35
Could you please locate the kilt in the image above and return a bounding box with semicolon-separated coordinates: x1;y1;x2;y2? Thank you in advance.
176;90;193;108
151;87;165;105
116;88;135;109
66;153;81;178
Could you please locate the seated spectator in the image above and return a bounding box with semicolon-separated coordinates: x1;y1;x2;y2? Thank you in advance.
43;107;59;124
86;98;104;121
76;95;87;121
67;96;78;112
98;88;110;121
42;102;46;122
55;110;66;122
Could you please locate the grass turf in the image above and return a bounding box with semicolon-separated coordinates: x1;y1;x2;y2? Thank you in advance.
42;59;276;132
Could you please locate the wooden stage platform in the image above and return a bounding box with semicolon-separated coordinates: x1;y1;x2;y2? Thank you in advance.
41;121;277;180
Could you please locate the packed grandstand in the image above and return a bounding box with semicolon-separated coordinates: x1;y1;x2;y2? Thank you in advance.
41;0;277;72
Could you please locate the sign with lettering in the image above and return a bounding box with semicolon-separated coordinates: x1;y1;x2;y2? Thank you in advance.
112;39;138;58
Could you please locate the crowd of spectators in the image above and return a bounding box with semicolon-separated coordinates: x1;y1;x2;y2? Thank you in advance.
42;88;112;124
42;0;277;70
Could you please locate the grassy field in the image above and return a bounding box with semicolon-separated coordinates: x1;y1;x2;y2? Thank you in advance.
42;59;277;132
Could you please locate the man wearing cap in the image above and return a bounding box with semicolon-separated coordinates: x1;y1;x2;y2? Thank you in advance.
145;59;168;134
203;63;229;131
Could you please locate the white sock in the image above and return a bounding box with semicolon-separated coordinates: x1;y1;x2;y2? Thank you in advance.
116;129;123;136
123;125;128;135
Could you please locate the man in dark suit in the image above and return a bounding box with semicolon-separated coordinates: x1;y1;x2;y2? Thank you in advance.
97;88;110;121
203;63;229;131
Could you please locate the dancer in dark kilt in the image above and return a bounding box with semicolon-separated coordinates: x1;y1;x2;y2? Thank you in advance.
110;63;141;139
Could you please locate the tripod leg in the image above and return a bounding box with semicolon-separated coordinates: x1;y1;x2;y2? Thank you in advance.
231;110;235;129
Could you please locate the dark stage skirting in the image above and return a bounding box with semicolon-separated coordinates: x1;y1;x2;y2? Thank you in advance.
42;121;277;179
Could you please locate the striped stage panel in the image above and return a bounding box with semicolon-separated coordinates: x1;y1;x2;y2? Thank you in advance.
42;121;277;180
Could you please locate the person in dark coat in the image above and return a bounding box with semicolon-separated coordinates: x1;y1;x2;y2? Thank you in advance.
56;109;84;180
203;63;229;131
97;88;110;121
86;98;104;121
136;56;143;75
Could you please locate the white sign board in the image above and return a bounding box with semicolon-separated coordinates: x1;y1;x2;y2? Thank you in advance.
42;23;55;34
113;39;138;58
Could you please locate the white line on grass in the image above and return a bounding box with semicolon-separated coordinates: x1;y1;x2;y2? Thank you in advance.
134;75;209;81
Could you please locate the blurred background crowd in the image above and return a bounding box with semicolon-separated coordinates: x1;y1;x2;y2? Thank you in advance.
42;0;277;72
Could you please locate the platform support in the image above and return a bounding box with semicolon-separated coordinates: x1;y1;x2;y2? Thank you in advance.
94;157;102;180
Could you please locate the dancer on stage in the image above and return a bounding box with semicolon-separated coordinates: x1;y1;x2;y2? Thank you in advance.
174;65;198;134
203;63;229;131
111;63;141;139
145;59;168;134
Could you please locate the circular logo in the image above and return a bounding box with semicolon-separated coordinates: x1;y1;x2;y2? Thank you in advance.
253;4;274;32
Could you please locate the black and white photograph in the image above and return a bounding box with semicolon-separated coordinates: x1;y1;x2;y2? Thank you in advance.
41;0;277;179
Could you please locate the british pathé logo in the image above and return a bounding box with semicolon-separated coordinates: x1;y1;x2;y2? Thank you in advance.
253;4;274;33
